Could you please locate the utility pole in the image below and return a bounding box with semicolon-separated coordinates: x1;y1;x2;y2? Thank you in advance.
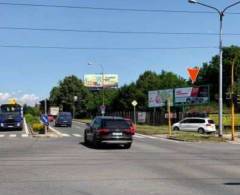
231;58;237;141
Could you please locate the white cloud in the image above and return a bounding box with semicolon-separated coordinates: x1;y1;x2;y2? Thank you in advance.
19;94;40;106
0;92;11;101
0;92;40;106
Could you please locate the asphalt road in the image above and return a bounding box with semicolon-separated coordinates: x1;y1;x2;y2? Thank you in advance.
0;121;240;195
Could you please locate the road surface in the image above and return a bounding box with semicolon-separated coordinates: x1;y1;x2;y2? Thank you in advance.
0;120;240;195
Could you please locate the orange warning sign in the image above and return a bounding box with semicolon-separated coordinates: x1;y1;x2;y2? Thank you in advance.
187;67;200;84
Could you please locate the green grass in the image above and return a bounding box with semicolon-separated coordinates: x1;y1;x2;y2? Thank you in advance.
137;124;169;135
136;124;227;142
169;132;227;142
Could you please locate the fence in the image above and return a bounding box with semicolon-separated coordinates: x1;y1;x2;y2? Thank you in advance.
105;110;180;125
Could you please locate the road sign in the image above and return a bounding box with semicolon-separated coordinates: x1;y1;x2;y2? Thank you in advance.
187;67;200;84
40;114;49;126
131;100;138;107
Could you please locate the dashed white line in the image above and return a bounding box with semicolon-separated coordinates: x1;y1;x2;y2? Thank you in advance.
61;133;70;137
72;134;82;137
21;134;28;138
9;134;17;138
0;134;5;138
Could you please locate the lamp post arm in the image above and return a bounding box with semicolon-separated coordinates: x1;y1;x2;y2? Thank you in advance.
195;2;221;14
223;1;240;13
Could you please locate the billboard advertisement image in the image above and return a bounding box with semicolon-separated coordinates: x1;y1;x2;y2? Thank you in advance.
148;89;173;108
84;74;118;88
175;86;209;105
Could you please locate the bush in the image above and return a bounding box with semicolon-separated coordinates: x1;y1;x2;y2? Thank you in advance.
209;114;240;126
25;114;40;126
32;123;45;134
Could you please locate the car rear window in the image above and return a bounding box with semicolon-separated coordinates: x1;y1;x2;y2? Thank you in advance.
59;115;71;120
102;119;130;129
208;120;214;124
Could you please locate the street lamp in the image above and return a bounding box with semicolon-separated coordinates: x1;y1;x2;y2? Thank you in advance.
88;62;105;115
188;0;240;137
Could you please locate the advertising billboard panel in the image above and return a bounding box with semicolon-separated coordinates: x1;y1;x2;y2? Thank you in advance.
84;74;118;88
148;89;173;108
175;86;209;105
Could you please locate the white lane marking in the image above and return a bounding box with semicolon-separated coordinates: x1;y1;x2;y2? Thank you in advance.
9;134;17;138
72;134;82;137
134;134;145;139
62;133;70;137
23;117;30;135
21;134;28;138
48;126;63;137
135;133;158;140
0;134;5;138
72;126;83;129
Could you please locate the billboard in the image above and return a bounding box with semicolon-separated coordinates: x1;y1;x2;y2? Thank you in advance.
84;74;118;88
148;89;173;108
175;86;209;105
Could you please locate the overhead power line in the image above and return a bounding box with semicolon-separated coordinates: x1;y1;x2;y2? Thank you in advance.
0;2;239;15
0;45;218;50
0;26;240;36
0;2;222;14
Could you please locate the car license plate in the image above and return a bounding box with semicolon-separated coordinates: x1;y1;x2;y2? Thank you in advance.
113;132;122;136
8;126;14;128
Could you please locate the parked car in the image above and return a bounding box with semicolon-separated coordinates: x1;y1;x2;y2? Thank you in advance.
48;115;54;122
172;117;216;134
124;118;136;135
84;116;133;149
55;112;72;127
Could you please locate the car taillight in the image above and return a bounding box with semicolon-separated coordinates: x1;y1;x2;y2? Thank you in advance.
125;128;135;135
98;128;109;135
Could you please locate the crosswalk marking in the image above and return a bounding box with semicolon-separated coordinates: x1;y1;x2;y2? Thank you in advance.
0;134;30;138
72;134;82;137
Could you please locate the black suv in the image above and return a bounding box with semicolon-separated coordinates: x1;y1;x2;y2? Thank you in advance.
84;116;133;149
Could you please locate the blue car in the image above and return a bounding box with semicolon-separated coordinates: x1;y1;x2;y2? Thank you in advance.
55;112;72;127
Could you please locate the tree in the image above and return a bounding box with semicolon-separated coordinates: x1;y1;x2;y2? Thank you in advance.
49;75;90;116
196;45;240;101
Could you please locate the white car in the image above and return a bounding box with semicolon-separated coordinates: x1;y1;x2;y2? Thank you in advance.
172;117;216;134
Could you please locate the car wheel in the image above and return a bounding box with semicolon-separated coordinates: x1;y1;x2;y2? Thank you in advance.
198;128;205;134
84;132;89;145
92;135;100;148
123;143;132;149
173;126;180;131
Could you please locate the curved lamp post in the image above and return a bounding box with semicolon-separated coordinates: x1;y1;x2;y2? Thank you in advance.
188;0;240;137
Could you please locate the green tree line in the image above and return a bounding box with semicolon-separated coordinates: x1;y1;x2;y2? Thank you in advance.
49;46;240;117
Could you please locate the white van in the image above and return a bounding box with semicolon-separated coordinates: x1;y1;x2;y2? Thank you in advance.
172;117;216;134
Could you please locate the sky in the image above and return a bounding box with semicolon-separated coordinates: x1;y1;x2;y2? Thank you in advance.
0;0;240;105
